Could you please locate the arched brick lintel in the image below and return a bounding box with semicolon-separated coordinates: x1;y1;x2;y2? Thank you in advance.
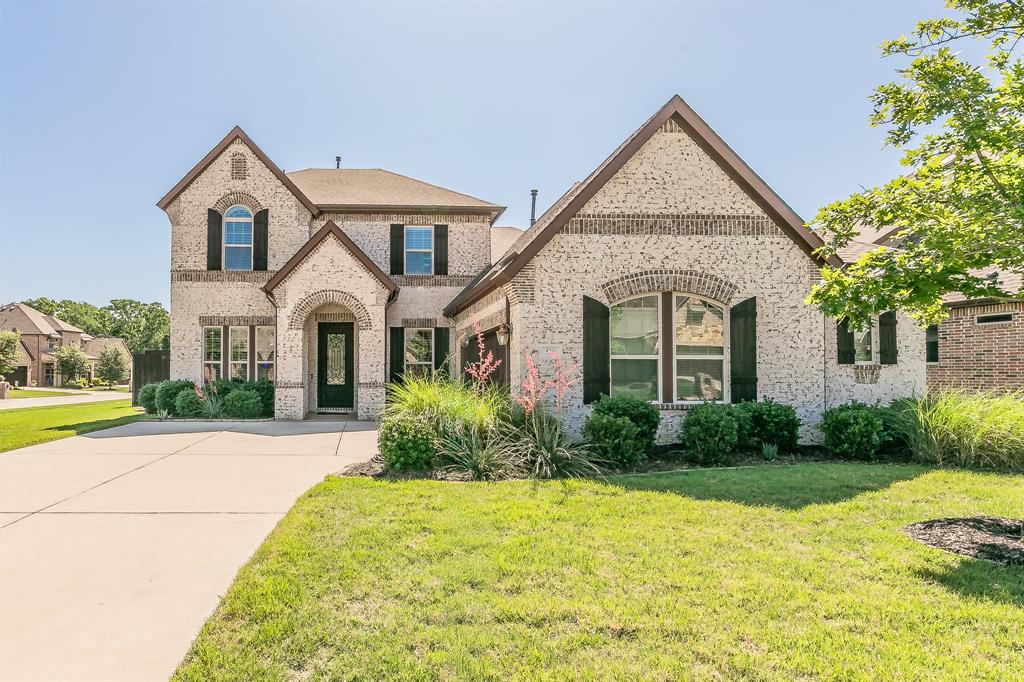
288;290;372;330
213;191;264;214
601;269;739;306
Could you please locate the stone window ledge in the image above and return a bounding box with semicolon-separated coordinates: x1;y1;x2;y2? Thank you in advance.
853;364;882;384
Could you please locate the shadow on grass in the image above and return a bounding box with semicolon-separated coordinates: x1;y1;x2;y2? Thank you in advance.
918;558;1024;606
44;414;146;438
609;462;926;510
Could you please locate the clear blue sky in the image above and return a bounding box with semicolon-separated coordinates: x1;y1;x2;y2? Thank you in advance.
1;0;941;308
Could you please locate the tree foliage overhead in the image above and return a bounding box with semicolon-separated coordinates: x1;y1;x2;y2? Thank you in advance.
22;297;169;354
95;345;129;385
809;0;1023;327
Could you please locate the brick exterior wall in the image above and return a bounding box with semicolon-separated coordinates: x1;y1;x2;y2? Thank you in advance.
927;301;1023;391
487;124;925;442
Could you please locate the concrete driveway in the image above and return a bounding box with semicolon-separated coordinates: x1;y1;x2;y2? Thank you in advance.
0;419;377;682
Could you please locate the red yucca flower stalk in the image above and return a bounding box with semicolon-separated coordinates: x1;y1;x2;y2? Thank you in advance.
464;320;502;391
516;350;580;416
193;382;205;402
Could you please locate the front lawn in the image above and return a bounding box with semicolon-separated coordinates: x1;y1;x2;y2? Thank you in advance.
87;385;131;393
0;399;145;452
176;464;1023;680
3;389;74;399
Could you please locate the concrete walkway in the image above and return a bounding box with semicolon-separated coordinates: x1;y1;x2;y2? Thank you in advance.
0;389;129;410
0;419;377;681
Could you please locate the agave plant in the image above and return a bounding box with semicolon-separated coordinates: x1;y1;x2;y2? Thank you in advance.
436;420;524;481
497;406;605;480
195;382;225;419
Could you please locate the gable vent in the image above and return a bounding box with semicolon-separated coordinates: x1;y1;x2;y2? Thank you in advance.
231;153;247;180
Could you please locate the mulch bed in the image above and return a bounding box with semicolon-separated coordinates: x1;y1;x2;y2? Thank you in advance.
904;517;1024;566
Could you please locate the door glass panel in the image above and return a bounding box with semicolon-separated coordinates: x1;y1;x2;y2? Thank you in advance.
327;333;346;385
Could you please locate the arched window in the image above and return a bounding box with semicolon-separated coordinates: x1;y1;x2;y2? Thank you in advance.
610;294;660;402
609;293;727;403
674;295;724;401
223;206;253;271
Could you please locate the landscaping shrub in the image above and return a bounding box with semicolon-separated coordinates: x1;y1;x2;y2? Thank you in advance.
138;383;159;414
223;389;263;419
590;394;660;452
385;374;507;441
582;412;646;468
251;378;275;416
378;414;436;471
821;403;884;460
735;400;801;452
155;379;194;415
64;378;88;389
897;390;1024;470
680;403;739;465
499;405;604;479
174;388;205;418
209;378;238;397
91;379;108;389
436;421;521;481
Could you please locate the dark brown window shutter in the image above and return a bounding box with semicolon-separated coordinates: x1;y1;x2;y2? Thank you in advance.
207;209;222;270
729;296;757;402
390;224;404;275
253;209;269;271
926;324;939;363
582;296;610;404
433;327;450;374
879;311;898;364
434;224;448;276
837;319;855;365
389;327;405;383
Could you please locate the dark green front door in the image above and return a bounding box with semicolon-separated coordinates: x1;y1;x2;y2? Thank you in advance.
317;322;354;410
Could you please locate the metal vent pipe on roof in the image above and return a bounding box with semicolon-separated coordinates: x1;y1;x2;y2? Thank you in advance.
336;156;341;169
530;189;538;226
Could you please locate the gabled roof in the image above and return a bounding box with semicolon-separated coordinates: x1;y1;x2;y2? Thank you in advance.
445;95;842;316
156;126;319;215
43;315;84;334
288;169;504;220
0;302;60;336
263;221;397;294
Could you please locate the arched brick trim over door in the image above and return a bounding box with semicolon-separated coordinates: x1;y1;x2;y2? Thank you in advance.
601;269;739;306
288;290;373;330
213;191;264;214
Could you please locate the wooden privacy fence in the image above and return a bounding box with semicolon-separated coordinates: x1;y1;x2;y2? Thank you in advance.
132;350;170;406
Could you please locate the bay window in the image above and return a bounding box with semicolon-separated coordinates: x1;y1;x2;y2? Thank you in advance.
256;326;275;380
229;326;249;380
203;326;222;381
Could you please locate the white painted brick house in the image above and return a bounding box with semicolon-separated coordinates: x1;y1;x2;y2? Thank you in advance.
159;96;925;436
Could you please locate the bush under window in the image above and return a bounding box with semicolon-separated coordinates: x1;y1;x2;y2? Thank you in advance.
582;412;646;469
821;403;884;460
734;400;801;452
680;403;739;465
378;414;436;471
223;388;263;419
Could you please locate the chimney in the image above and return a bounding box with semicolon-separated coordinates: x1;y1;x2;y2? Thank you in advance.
529;189;539;227
335;156;341;169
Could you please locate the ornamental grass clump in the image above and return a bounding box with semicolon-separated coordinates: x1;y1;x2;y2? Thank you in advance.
499;404;605;480
895;390;1024;470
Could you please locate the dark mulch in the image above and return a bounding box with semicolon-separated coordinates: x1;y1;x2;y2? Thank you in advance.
905;517;1024;566
335;456;470;481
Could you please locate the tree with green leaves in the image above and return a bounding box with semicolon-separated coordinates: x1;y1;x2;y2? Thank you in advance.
95;345;129;387
0;330;21;378
105;299;170;354
53;344;90;384
809;0;1023;328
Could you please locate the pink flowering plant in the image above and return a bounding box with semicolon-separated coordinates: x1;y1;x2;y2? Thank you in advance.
515;350;580;416
463;320;502;392
194;380;224;419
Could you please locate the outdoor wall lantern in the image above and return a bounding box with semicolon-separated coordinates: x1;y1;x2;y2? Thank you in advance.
496;323;510;346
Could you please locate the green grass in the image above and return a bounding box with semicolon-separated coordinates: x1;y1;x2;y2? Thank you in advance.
3;389;73;399
87;385;131;393
0;399;145;452
175;464;1023;681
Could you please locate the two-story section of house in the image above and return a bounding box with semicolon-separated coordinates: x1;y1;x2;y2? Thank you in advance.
158;128;503;419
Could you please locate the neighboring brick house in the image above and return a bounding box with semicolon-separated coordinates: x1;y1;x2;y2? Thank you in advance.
842;230;1023;393
926;269;1023;392
160;95;926;437
83;336;134;385
0;303;99;386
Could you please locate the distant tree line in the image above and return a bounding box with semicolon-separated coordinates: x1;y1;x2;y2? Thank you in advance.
22;298;170;354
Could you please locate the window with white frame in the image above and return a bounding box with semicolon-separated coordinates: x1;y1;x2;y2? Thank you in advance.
229;326;249;380
256;326;275;381
203;326;222;381
404;226;433;275
674;295;724;401
610;294;660;402
223;206;253;271
404;328;433;377
854;324;873;364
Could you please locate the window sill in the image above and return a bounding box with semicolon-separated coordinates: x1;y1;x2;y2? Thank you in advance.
852;363;881;384
653;401;725;411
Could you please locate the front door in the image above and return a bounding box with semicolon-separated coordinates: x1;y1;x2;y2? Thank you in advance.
317;322;354;410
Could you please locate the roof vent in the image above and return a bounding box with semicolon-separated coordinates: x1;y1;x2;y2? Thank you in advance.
336;156;341;169
530;189;539;226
